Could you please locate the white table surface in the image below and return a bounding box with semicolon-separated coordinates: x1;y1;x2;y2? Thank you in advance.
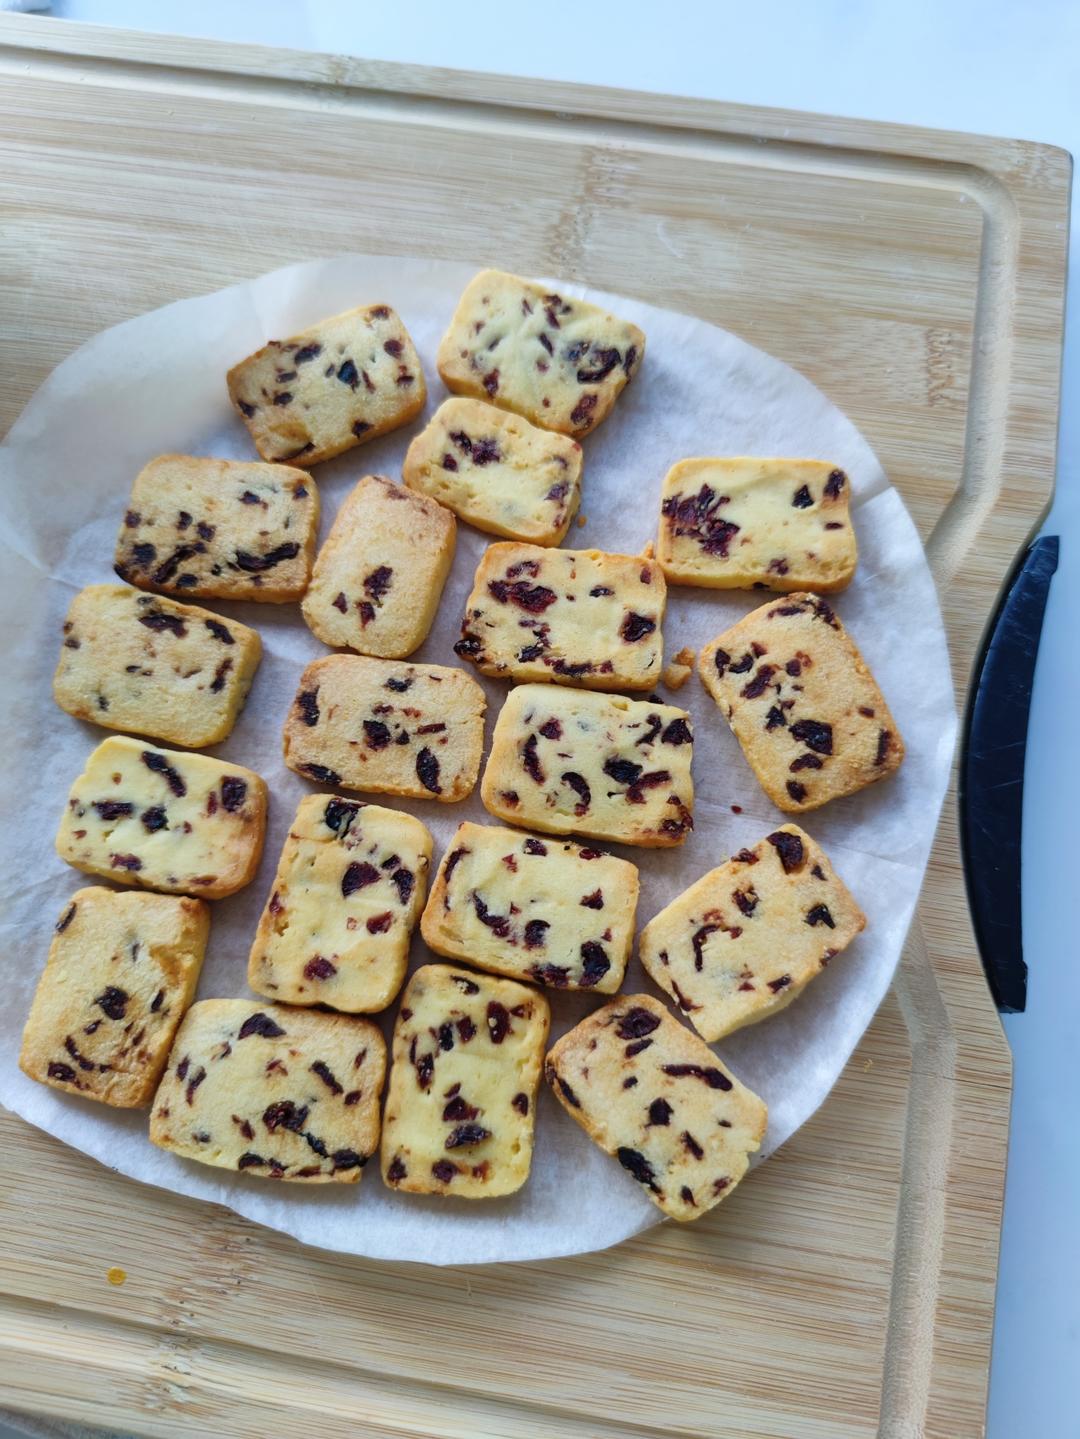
5;3;1077;1436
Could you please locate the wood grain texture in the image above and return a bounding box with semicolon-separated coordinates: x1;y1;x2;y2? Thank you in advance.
0;15;1069;1439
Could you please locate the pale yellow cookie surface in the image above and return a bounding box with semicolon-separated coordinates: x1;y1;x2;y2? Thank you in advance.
436;270;643;437
114;454;318;602
302;475;455;658
545;993;767;1222
402;398;582;544
380;965;549;1199
20;887;208;1108
55;736;267;899
227;304;425;465
657;458;857;592
481;684;694;847
283;654;486;803
248;795;431;1014
53;585;261;748
421;821;637;994
699;593;903;813
150;999;385;1183
455;544;666;691
640;825;865;1041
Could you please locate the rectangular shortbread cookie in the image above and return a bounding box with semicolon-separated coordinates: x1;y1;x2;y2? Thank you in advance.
150;999;385;1183
657;458;857;592
402;397;583;545
380;965;549;1199
114;454;318;602
545;993;767;1221
436;270;644;437
53;584;261;748
302;475;456;658
454;543;666;691
227;304;425;465
699;593;903;813
640;825;866;1040
421;821;637;994
20;887;208;1108
481;684;694;847
248;794;431;1014
283;655;487;803
55;735;267;899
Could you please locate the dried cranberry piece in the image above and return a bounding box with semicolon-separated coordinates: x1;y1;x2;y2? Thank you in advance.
580;889;604;909
741;665;777;700
523;838;547;856
616;1007;661;1040
352;421;372;437
528;963;570;987
209;657;233;693
661;1063;732;1091
486;1002;511;1044
323;799;360;833
603;756;642;786
682;1131;704;1160
488;579;557;613
342;862;379;897
94;986;129;1021
131;542;157;569
238;1012;286;1040
473;892;510;937
648;1098;673;1126
233;542;300;573
661;717;692;746
576;347;620;383
387;867;414;906
553;1073;581;1108
387;1156;407;1182
790;718;833;754
792;485;813;508
733;888;758;917
570;393;598;428
364;565;393;600
445;1123;491;1149
48;1062;78;1084
692;924;720;971
765;706;787;731
579;941;609;986
512;1092;529;1115
331;1149;365;1171
300;762;341;785
110;853;142;871
431;1160;457;1183
876;729;893;765
768;975;793;993
304;956;337;981
138;610;186;637
790;754;823;772
152;545;202;585
824;468;846;498
443;1095;479;1122
617;1147;659;1192
296;689;320;727
806;904;835;929
93;800;134;821
220;776;247;812
454;633;483;660
767;830;805;872
625;769;672;804
263;1100;308;1133
522;734;545;785
55;903;77;934
786;781;808;802
366;912;393;933
523;919;549;949
561;771;591;814
310;1060;343;1095
337;358;360;389
363;719;391;749
142;749;186;797
538;717;562;740
620;612;656;643
416;747;441;794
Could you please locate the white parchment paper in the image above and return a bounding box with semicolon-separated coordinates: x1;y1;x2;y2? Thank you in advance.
0;256;955;1264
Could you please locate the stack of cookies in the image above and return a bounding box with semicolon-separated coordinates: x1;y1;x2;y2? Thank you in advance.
28;268;904;1225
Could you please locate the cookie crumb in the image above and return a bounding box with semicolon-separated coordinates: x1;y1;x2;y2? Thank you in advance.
577;513;587;528
662;647;696;691
106;1267;127;1286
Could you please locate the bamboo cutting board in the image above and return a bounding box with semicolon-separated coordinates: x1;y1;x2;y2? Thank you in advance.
0;17;1069;1438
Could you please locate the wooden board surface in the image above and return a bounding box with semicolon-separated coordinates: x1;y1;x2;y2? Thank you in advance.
0;17;1069;1438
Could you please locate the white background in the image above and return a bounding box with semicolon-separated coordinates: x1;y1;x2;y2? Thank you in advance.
7;1;1079;1434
